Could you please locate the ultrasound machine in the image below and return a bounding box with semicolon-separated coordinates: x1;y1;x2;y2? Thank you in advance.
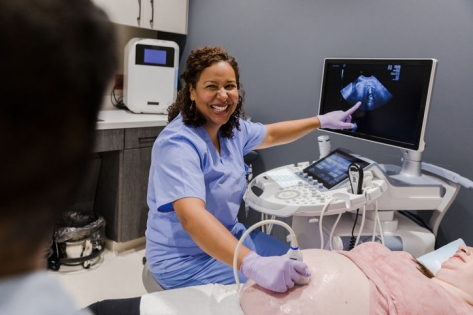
244;58;473;258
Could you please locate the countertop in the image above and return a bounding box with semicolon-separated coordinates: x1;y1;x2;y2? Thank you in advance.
96;109;168;130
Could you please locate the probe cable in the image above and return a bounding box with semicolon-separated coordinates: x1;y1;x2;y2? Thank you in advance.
349;171;385;249
349;209;360;250
363;173;384;245
351;191;384;249
370;199;385;245
354;205;367;248
261;213;276;235
233;219;298;293
317;197;338;250
328;212;343;251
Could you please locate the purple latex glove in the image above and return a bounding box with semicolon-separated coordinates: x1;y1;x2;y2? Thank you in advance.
240;252;311;293
318;101;361;130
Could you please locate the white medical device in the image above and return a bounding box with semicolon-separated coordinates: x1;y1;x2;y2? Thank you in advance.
123;38;179;114
245;149;384;218
243;57;473;257
244;148;472;257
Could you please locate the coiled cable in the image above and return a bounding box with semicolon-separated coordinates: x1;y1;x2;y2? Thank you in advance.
233;219;298;293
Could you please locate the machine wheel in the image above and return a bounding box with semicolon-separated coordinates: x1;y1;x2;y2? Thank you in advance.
82;260;91;269
48;260;60;271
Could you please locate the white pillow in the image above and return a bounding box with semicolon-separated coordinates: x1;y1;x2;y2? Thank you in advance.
417;238;465;275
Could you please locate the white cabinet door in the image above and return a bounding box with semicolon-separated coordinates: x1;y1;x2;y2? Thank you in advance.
93;0;141;29
152;0;188;34
94;0;188;34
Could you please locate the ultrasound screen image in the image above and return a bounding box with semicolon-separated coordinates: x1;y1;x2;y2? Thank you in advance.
340;75;393;111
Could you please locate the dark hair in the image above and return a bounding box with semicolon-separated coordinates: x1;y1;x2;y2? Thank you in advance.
0;0;117;268
167;46;246;138
413;259;435;278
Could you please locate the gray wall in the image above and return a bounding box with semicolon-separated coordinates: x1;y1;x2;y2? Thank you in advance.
182;0;473;247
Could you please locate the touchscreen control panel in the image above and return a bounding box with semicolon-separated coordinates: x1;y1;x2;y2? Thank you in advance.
302;149;370;190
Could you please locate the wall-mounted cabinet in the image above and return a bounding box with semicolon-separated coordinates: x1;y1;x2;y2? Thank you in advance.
93;0;188;34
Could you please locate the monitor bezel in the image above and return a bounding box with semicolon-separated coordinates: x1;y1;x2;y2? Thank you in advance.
317;58;438;152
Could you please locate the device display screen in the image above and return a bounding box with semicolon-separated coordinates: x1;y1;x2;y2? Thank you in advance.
144;49;167;65
303;149;369;189
318;59;436;151
135;44;175;67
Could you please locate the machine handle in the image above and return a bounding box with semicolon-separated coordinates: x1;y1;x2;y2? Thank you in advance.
149;0;154;28
137;0;141;26
138;136;157;144
422;162;473;189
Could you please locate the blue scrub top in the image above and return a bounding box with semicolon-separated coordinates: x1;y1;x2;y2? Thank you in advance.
146;114;266;273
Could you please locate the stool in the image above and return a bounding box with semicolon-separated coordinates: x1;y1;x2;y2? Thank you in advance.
142;261;166;293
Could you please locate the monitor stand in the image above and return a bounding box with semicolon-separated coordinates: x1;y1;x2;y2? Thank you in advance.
379;149;438;187
400;150;423;177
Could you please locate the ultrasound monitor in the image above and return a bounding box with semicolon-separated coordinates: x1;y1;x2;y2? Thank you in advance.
318;58;437;152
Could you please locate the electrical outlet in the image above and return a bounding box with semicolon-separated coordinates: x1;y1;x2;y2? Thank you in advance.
114;74;123;90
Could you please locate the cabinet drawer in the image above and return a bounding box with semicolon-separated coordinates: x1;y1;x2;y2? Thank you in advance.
94;129;124;152
125;127;164;149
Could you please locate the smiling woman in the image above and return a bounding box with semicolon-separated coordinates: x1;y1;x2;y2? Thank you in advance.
144;46;363;293
166;46;246;139
189;60;240;151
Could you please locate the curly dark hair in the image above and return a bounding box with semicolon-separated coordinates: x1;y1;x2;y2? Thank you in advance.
167;46;246;138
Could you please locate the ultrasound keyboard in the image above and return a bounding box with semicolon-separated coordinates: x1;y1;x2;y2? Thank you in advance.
266;168;303;188
244;154;387;218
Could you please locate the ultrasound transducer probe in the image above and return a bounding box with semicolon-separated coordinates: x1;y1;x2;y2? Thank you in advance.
348;162;364;195
348;162;365;250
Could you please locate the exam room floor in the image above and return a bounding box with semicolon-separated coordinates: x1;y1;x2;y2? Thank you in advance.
48;242;148;309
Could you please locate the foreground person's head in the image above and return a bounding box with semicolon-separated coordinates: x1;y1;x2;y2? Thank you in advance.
0;0;117;277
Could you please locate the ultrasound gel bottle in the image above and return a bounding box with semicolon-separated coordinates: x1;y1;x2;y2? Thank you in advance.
318;135;331;159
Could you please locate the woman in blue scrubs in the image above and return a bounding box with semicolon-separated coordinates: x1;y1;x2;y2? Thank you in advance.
146;46;360;293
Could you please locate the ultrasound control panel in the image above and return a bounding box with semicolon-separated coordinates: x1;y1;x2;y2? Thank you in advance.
244;149;388;217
